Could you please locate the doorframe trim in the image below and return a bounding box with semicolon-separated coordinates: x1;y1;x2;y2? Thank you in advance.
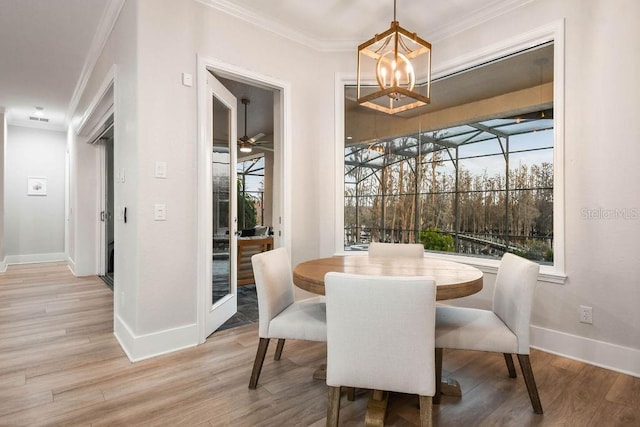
71;65;116;278
196;55;292;342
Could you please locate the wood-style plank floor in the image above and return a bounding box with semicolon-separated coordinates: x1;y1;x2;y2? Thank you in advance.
1;262;638;426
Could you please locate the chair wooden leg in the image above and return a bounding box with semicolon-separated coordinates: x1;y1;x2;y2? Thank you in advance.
346;387;355;401
434;348;443;404
517;354;543;414
274;339;285;360
419;395;433;427
504;353;517;378
248;338;270;389
327;385;342;427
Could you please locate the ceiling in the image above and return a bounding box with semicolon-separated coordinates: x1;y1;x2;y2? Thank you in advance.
0;0;532;132
0;0;113;130
216;76;274;152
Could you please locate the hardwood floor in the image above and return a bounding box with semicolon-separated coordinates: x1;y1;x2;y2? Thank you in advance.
1;262;638;426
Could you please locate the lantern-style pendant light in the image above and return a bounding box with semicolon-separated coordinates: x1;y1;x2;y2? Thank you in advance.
357;0;432;114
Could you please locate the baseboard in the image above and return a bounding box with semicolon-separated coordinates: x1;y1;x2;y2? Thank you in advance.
0;256;7;273
114;314;199;362
67;257;78;276
5;252;66;265
66;256;99;277
531;325;640;378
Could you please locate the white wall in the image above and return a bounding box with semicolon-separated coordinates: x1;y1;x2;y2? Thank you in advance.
0;110;5;271
67;0;639;373
4;125;66;263
69;0;139;353
68;0;337;360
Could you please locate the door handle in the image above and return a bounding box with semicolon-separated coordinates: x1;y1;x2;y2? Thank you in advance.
100;211;105;222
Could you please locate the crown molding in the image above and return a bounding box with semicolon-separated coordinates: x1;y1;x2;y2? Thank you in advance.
65;0;125;126
196;0;331;51
198;0;534;52
428;0;535;43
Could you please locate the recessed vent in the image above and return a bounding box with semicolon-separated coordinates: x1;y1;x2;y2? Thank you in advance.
28;116;49;122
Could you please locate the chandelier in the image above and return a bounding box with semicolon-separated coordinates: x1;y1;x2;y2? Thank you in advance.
357;0;432;114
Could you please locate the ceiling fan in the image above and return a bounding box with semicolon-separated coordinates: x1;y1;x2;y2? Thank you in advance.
238;98;269;153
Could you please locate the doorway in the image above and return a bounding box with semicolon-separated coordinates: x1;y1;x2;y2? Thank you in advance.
96;120;115;289
217;77;276;330
197;56;291;343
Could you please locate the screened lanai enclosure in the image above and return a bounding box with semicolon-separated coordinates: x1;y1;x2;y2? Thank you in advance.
344;43;555;264
237;155;266;230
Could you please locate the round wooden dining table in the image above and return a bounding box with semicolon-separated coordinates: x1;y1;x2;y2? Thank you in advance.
293;255;483;300
293;255;484;427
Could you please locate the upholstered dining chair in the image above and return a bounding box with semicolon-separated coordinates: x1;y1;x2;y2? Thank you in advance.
248;248;327;389
434;252;543;413
368;241;424;258
325;272;437;426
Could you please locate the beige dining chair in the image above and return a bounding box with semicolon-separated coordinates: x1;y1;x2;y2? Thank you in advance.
434;252;543;413
248;248;327;389
325;272;437;426
368;241;424;258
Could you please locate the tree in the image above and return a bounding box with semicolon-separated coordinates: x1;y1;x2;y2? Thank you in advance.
238;179;257;229
419;227;455;252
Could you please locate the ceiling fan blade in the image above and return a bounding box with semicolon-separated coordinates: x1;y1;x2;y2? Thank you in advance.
247;132;266;144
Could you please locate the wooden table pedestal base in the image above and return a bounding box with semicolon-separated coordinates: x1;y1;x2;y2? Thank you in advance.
440;376;462;397
313;367;461;425
313;364;326;380
365;390;388;427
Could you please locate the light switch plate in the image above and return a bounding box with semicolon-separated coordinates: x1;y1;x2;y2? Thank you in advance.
154;204;166;221
154;161;167;178
182;72;193;87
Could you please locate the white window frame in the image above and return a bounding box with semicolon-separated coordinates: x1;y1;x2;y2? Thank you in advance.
334;20;566;284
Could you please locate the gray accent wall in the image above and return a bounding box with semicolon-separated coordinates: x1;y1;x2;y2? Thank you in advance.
5;125;66;262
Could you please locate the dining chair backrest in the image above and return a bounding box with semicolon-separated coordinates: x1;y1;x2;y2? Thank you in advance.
492;253;540;354
251;247;295;338
325;272;437;396
368;242;424;258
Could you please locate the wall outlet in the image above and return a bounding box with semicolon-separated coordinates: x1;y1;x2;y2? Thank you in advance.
579;305;593;324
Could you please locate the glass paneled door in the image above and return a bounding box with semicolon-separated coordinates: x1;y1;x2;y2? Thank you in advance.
204;72;238;336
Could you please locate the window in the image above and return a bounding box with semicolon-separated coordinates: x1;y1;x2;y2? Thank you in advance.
342;39;563;273
237;155;265;229
344;113;553;262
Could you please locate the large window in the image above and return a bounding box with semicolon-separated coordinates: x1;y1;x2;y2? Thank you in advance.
343;42;558;266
